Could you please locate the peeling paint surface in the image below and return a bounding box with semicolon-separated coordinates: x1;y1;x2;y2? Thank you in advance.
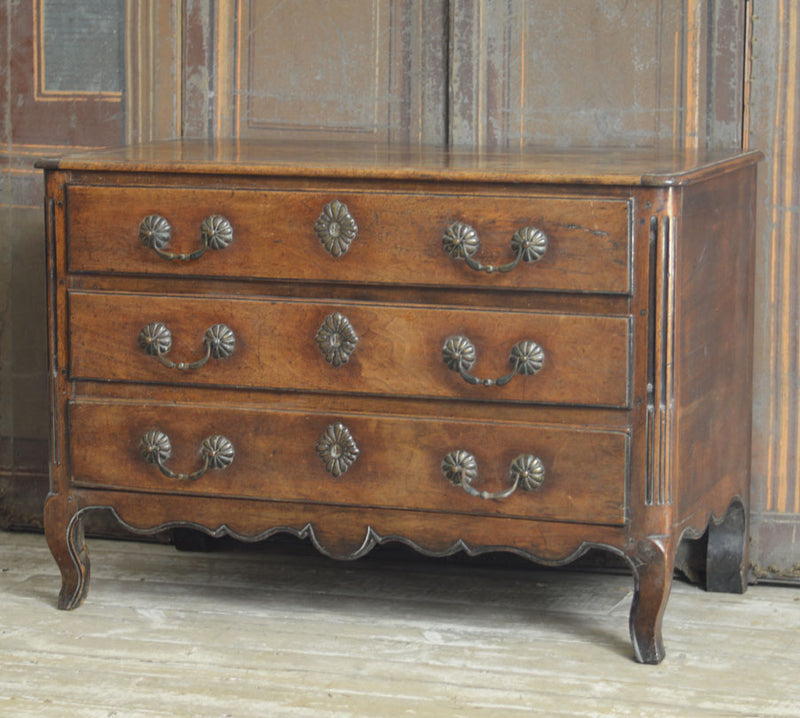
0;0;799;577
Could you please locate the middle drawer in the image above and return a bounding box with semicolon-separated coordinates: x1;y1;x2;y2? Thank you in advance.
69;291;631;408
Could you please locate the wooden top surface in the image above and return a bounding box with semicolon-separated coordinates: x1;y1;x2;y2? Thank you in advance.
37;138;762;187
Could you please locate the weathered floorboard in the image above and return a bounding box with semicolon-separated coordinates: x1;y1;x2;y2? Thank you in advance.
1;531;798;717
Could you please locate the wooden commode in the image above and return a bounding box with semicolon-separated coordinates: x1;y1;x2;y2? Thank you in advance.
38;140;760;663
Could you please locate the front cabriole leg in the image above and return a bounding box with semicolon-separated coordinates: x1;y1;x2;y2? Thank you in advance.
627;536;675;664
44;493;90;610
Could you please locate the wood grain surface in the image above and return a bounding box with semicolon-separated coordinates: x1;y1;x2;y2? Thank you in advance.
65;183;631;293
3;531;800;717
67;399;628;526
42;142;759;664
39;138;762;186
68;290;632;407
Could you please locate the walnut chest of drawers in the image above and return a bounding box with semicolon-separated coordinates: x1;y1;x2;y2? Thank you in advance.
39;140;760;663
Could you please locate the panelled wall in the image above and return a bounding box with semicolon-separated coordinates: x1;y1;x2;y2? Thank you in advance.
0;0;128;527
1;0;797;578
749;0;800;577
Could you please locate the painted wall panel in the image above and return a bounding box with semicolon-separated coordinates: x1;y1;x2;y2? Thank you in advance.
747;0;800;578
1;0;798;577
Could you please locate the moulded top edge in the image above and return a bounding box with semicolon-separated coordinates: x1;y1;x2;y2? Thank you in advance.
35;138;763;187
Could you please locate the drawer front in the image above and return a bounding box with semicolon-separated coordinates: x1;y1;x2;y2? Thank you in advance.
66;185;631;294
68;401;628;526
69;291;631;408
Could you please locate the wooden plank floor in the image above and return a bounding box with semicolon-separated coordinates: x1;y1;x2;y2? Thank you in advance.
1;530;798;717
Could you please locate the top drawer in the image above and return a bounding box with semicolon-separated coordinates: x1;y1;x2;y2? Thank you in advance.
65;185;631;294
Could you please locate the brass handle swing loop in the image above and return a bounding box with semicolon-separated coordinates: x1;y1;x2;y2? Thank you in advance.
442;222;548;274
139;322;235;371
441;450;545;500
139;214;233;261
442;336;544;387
139;430;235;481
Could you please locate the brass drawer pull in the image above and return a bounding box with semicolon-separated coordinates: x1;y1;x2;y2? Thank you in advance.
442;450;545;500
139;214;233;261
442;335;544;386
442;222;547;274
315;200;358;257
139;322;235;370
139;430;235;481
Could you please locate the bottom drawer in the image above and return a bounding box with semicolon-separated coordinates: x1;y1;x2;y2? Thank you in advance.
68;400;629;526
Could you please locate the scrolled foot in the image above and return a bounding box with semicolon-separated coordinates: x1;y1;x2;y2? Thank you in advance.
628;537;675;664
44;493;90;610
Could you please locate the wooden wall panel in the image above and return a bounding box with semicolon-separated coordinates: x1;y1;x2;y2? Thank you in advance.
448;0;746;149
242;1;394;136
0;0;11;451
2;0;799;578
748;0;800;579
124;0;182;144
182;0;215;138
213;0;448;144
8;0;125;147
0;1;176;530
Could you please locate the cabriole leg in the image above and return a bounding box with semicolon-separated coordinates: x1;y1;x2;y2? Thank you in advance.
706;500;748;593
628;538;675;664
44;493;90;610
